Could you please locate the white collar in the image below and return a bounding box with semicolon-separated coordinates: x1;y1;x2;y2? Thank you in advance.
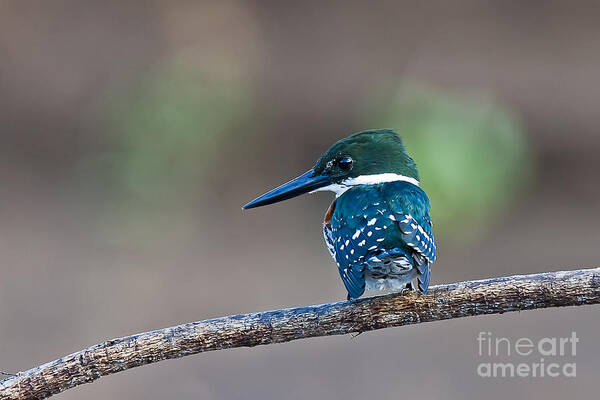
310;173;419;197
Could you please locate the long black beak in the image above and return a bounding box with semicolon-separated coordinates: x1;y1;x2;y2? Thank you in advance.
242;169;331;209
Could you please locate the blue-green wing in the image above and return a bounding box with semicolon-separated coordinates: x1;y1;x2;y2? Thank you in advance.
383;182;436;292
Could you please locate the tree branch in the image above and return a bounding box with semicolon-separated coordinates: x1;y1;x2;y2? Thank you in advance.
2;267;600;399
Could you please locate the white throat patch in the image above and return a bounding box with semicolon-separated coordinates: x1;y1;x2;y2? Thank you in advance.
310;173;419;197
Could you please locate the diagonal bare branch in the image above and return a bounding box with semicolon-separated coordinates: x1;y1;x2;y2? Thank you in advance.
1;267;599;400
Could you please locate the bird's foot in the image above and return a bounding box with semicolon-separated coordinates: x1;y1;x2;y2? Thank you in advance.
398;282;416;295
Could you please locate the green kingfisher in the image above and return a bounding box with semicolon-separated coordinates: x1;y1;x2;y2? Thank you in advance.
243;129;436;300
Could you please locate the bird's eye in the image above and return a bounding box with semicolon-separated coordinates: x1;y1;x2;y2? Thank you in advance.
338;156;353;170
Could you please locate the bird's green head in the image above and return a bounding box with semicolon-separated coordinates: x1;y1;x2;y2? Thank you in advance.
313;129;419;182
243;129;420;209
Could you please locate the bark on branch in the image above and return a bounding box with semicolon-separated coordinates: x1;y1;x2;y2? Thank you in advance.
2;267;600;400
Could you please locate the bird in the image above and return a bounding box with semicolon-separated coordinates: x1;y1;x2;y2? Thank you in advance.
243;129;436;300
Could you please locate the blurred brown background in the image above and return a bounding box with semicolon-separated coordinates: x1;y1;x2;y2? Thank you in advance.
1;1;599;399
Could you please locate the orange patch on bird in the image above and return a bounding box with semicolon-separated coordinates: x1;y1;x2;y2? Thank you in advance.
324;199;337;226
